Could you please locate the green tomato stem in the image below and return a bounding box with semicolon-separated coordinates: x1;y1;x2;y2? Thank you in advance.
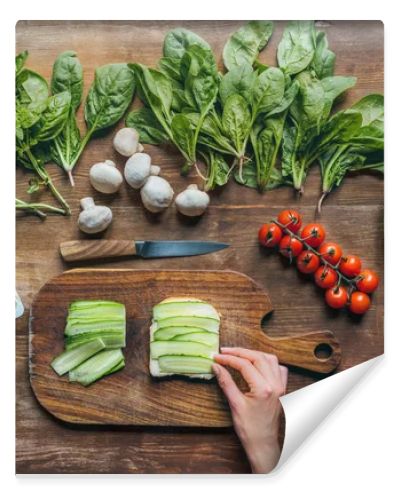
273;218;356;287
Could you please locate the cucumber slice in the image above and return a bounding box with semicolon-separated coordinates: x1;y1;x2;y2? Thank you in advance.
104;358;125;376
153;301;219;321
153;326;209;341
171;332;219;347
158;355;214;374
65;332;126;350
155;316;220;333
69;349;124;386
150;341;217;359
51;339;105;376
65;319;125;336
68;301;125;320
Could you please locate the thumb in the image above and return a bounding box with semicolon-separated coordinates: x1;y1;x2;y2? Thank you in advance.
213;363;243;409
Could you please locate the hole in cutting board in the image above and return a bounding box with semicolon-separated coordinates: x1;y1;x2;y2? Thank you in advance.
314;343;333;360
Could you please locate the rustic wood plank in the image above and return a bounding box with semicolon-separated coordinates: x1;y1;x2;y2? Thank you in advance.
16;20;383;473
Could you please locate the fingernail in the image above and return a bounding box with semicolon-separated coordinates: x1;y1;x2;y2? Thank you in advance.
212;363;220;375
220;347;231;352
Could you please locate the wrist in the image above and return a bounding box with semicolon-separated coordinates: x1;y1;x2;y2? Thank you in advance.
243;437;281;474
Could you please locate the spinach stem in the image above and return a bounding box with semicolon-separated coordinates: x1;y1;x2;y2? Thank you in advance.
16;198;66;218
25;148;70;215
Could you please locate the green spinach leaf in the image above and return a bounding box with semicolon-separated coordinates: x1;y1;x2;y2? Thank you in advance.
126;107;169;145
219;63;256;105
277;21;316;75
163;28;211;59
310;31;335;78
85;63;135;132
223;21;274;71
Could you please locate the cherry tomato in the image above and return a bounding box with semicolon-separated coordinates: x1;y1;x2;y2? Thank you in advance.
301;223;326;248
258;223;283;248
356;269;379;294
339;255;362;278
349;291;371;314
319;242;343;266
325;286;348;309
296;250;320;274
277;209;302;233
314;266;338;289
279;235;304;258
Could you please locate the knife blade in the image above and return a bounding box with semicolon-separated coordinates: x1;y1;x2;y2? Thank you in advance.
60;239;229;262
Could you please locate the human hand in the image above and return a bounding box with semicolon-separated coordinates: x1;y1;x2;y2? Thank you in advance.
213;347;288;474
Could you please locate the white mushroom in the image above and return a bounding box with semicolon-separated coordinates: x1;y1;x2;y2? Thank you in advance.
140;176;174;213
89;160;123;194
175;184;210;216
113;128;140;157
137;143;145;153
78;197;112;234
124;153;153;189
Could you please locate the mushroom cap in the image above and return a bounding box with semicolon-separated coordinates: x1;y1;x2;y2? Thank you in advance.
113;127;140;157
90;162;123;194
124;153;152;189
78;204;113;234
140;176;174;213
175;185;210;216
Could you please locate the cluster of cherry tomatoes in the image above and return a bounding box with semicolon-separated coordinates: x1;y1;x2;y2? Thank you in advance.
258;209;379;315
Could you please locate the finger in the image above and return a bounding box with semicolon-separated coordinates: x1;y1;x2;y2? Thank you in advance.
261;352;283;380
212;364;243;409
279;365;289;394
220;347;273;379
214;353;264;388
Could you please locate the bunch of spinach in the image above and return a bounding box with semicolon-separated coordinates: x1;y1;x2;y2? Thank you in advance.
127;32;219;175
126;22;279;185
279;21;359;193
16;51;72;215
317;94;384;212
126;21;383;198
50;52;135;185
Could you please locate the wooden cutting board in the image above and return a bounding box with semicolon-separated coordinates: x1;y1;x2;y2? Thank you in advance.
29;268;341;427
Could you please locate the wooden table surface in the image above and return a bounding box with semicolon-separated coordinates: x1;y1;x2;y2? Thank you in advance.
16;20;384;474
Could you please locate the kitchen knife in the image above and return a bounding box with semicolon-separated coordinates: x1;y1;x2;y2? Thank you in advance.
60;239;229;262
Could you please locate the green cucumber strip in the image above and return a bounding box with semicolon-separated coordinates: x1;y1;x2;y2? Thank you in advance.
104;358;125;376
153;326;209;341
65;321;125;337
65;332;125;350
158;355;214;374
155;316;220;333
153;301;219;321
51;338;106;376
68;301;125;319
69;300;123;310
69;349;124;386
150;340;217;360
170;332;219;347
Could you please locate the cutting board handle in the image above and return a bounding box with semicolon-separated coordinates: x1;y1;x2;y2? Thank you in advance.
263;330;341;374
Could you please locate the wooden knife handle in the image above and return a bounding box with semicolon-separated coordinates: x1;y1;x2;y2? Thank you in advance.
60;240;136;262
262;330;341;374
